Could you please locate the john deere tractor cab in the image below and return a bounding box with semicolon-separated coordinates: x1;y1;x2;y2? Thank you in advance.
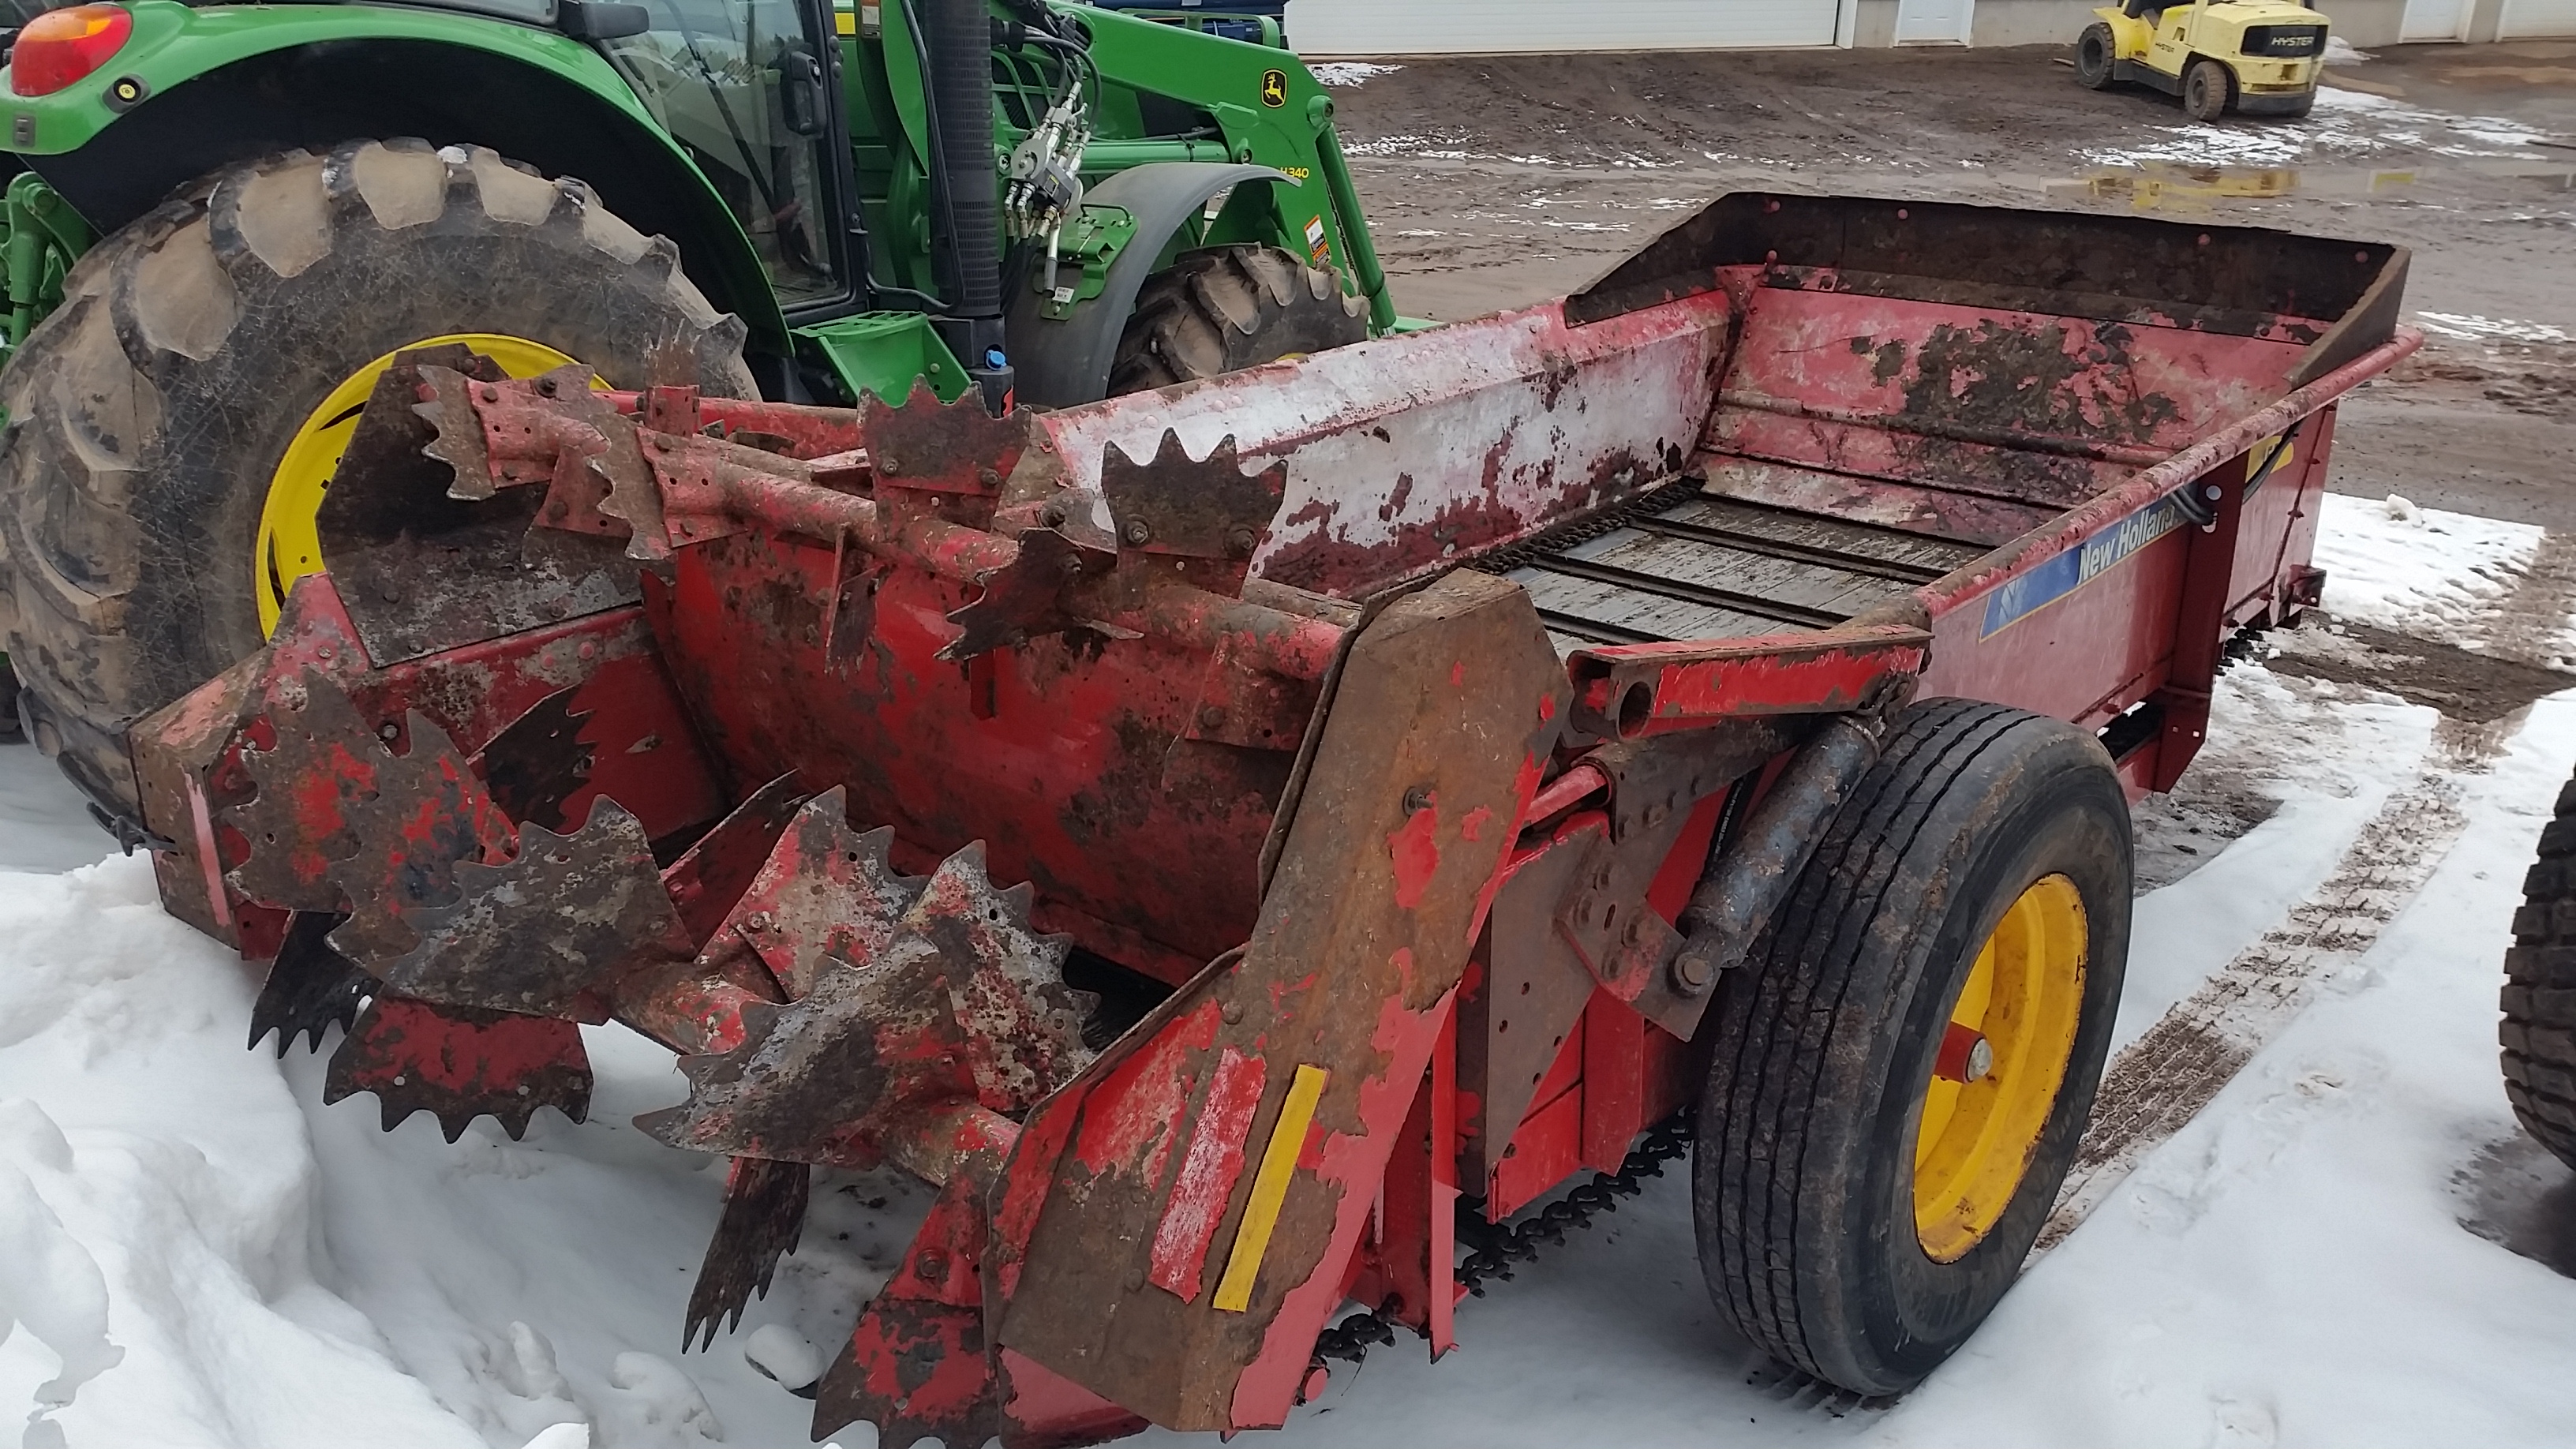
2073;0;2325;121
0;0;1391;826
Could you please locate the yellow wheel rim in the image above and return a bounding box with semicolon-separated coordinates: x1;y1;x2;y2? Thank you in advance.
1912;873;2088;1263
256;333;594;635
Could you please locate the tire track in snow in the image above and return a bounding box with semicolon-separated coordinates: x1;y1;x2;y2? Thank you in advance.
2035;766;2473;1255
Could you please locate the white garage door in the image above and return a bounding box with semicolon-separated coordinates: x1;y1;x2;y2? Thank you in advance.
2498;0;2576;36
1288;0;1842;55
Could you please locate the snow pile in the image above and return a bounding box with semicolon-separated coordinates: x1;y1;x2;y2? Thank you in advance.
1308;62;1400;87
2079;86;2550;170
2414;313;2575;346
0;860;484;1449
2309;490;2543;642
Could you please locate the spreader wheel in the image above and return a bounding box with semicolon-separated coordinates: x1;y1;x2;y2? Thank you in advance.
0;139;752;817
1693;700;2132;1395
1106;243;1368;395
2503;766;2576;1170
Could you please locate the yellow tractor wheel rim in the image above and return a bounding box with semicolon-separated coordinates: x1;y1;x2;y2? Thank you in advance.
256;333;594;635
1912;873;2088;1263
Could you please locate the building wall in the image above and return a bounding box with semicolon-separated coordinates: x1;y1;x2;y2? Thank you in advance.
1291;0;2546;54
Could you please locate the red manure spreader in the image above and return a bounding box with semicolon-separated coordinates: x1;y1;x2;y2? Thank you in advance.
125;192;2411;1445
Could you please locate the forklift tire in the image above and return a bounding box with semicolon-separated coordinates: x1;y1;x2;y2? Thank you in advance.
2281;90;2316;118
2184;58;2234;122
1106;244;1368;395
0;140;753;818
2076;23;2117;89
1693;699;2131;1396
2503;766;2576;1170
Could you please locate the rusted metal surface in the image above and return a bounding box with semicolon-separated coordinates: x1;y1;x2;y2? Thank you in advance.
988;571;1567;1432
248;910;370;1057
322;994;593;1142
227;672;516;967
1668;715;1884;999
1041;290;1733;601
328;360;641;666
685;1155;811;1352
380;800;686;1021
638;842;1091;1168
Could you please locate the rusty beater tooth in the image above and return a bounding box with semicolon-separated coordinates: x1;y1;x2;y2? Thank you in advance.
683;1156;811;1353
249;910;376;1057
414;363;498;502
324;995;592;1140
634;949;952;1166
717;788;926;999
377;798;684;1021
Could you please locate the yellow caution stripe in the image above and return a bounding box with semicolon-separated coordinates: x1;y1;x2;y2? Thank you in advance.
1212;1063;1330;1312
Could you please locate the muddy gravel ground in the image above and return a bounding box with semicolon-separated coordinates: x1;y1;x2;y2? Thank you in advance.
1327;41;2576;527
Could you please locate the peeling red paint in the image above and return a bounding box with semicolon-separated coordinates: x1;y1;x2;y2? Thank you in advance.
1146;1047;1266;1304
1387;806;1441;910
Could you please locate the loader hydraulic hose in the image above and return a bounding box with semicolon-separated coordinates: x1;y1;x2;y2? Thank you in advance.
1667;715;1883;997
924;0;1013;410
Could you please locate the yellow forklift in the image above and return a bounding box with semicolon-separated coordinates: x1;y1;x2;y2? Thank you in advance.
2075;0;2327;121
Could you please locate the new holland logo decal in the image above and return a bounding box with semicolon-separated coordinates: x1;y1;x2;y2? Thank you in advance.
1979;494;2191;638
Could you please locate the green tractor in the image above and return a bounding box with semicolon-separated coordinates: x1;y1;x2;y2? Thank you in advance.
0;0;1395;828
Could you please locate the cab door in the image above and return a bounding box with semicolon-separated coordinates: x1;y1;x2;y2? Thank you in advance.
600;0;854;311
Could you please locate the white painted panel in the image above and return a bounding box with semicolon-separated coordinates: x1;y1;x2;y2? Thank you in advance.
2499;0;2576;36
2397;0;2471;39
1287;0;1841;55
1893;0;1974;42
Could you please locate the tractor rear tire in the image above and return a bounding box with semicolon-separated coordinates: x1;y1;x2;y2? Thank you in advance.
2076;23;2117;89
2184;58;2234;121
1693;700;2132;1396
1107;244;1368;395
2503;766;2576;1170
0;140;753;818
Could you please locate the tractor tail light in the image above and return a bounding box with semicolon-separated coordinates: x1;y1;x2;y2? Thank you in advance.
9;5;134;98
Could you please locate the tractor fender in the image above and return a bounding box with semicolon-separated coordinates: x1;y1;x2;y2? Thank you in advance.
4;3;787;354
1005;160;1295;407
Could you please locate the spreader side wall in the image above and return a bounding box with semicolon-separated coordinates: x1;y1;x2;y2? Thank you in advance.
1914;405;2346;780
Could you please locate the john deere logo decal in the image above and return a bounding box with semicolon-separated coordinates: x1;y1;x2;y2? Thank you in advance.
1260;69;1288;107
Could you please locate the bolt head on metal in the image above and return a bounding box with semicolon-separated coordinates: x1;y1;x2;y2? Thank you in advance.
1669;947;1713;995
1121;518;1152;546
1964;1035;1994;1083
1225;525;1259;558
1402;786;1433;814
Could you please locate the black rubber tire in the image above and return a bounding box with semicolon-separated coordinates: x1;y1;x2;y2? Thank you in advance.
1693;699;2132;1396
2281;89;2316;118
2504;768;2576;1170
0;140;754;816
2184;58;2234;121
1106;243;1368;395
2076;23;2118;89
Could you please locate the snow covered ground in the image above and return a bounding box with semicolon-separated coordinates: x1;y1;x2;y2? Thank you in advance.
5;496;2575;1448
